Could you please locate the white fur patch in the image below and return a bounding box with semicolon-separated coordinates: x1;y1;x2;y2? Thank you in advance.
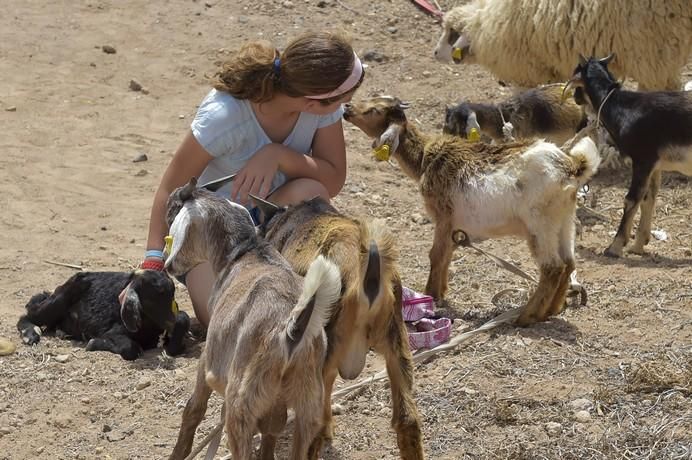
658;145;692;176
224;198;254;223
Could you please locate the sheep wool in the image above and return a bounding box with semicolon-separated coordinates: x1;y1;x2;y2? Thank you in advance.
440;0;692;90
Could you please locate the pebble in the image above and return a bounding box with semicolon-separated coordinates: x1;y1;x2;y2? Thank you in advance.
573;410;591;422
102;45;117;54
54;354;70;363
331;403;344;415
81;397;91;405
36;446;45;454
135;377;152;390
422;70;432;77
545;421;562;436
569;398;593;412
5;106;17;112
387;27;398;34
134;169;148;177
95;447;104;454
237;15;249;23
113;391;123;399
282;0;294;8
0;426;12;435
129;79;143;92
362;50;387;63
132;153;148;163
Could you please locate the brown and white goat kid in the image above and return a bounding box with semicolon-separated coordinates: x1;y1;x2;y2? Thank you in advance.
165;180;341;460
344;96;600;326
254;196;424;460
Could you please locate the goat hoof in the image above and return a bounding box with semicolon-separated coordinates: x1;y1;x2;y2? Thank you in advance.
515;314;537;327
603;247;622;258
627;245;647;255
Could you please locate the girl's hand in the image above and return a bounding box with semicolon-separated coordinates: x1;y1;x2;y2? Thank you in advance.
231;145;279;205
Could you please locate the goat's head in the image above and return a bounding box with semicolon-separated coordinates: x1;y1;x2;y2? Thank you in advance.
120;269;177;334
443;103;482;140
433;7;474;64
164;177;256;277
343;96;410;160
563;54;617;107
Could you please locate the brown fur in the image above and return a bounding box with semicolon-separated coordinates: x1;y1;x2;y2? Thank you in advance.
165;183;341;460
344;96;599;326
260;198;424;460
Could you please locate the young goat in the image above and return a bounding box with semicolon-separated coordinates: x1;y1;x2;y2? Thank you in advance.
17;270;189;360
165;180;341;460
444;84;587;145
565;54;692;257
254;196;424;460
344;96;600;326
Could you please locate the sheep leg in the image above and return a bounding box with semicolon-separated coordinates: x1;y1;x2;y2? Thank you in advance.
630;169;661;254
85;324;143;360
169;354;213;460
605;164;653;257
378;283;424;460
163;310;191;356
424;220;454;300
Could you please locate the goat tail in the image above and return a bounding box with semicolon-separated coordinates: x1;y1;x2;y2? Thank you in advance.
284;255;341;357
359;219;398;307
567;136;601;184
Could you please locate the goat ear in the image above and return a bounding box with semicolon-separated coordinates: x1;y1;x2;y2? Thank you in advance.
179;178;197;201
199;173;237;192
374;123;402;155
165;205;193;268
599;53;615;66
249;194;281;223
578;53;587;66
120;285;143;332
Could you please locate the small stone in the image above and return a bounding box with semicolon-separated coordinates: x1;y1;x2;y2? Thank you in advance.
422;70;432;77
113;392;123;399
54;354;70;363
387;26;398;34
5;106;17;112
362;50;387;63
132;153;148;163
204;1;212;7
574;410;591;422
178;114;185;119
134;169;148;177
129;79;142;92
102;424;112;432
0;427;12;435
569;398;593;412
461;387;477;395
100;226;107;231
237;15;249;23
331;403;343;415
684;249;692;257
545;421;562;436
36;446;45;454
129;239;136;244
102;45;117;54
95;447;104;454
282;0;294;8
106;430;127;442
81;397;91;405
135;377;152;390
316;0;328;7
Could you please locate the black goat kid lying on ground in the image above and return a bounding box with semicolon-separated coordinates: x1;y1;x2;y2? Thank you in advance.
17;270;190;360
565;54;692;257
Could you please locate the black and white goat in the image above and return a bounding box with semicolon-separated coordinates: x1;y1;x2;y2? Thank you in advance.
444;84;587;145
565;54;692;257
17;270;190;360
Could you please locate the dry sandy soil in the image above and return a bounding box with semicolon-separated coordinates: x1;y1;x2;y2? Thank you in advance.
1;1;690;459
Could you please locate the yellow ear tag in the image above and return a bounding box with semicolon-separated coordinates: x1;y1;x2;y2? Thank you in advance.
452;47;463;60
373;144;391;161
164;235;173;257
559;83;575;102
171;300;179;315
467;127;480;142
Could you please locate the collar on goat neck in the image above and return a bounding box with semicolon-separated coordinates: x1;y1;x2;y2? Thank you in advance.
596;86;617;127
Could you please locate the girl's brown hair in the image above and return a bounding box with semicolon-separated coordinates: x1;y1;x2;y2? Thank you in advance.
213;32;360;104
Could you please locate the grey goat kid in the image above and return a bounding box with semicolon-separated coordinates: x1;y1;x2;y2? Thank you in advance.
165;178;341;460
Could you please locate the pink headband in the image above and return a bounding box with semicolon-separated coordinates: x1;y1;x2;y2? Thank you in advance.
305;52;363;100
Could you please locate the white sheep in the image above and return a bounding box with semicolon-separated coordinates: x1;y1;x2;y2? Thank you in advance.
434;0;692;91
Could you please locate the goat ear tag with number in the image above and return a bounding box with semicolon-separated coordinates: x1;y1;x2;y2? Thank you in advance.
467;127;481;142
452;47;463;60
171;300;179;315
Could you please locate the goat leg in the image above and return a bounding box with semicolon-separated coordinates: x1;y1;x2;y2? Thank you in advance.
516;264;563;326
424;220;454;300
169;354;212;460
379;286;424;460
605;165;653;257
85;325;143;360
630;170;661;254
257;404;288;460
163;310;191;356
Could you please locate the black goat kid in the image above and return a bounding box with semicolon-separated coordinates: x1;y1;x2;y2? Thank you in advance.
566;54;692;257
17;270;190;360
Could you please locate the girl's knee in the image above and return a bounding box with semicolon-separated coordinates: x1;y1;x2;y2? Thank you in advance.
270;179;330;205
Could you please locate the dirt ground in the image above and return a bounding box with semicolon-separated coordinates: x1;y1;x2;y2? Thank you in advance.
1;1;690;459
